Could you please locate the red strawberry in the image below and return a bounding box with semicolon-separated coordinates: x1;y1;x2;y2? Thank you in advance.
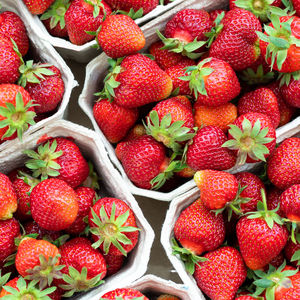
97;14;145;58
0;218;20;268
258;15;300;73
0;11;29;56
23;0;55;14
100;54;172;108
238;87;280;128
58;237;106;296
93;99;138;143
186;126;237;171
24;137;89;188
267;187;285;218
0;173;18;220
284;238;300;267
0;84;36;141
24;220;61;242
66;186;95;235
280;77;300;108
210;9;226;24
184;57;241;106
194;246;247;300
65;0;112;45
280;184;300;222
267;138;300;190
292;0;300;16
173;198;225;273
105;0;158;14
103;253;125;276
224;112;276;164
100;288;149;300
30;178;79;231
235;296;260;300
89;198;139;256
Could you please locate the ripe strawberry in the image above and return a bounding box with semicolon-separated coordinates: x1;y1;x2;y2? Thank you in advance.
267;187;285;218
24;137;89;188
23;0;55;14
65;0;112;45
235;296;260;300
93;99;138;143
236;190;288;270
209;8;262;71
0;84;36;141
100;288;149;300
210;9;226;24
267;137;300;190
194;102;237;132
58;237;106;296
103;253;125;276
66;186;95;235
175;165;196;178
15;237;62;289
157;295;180;300
105;0;158;14
0;218;20;268
30;178;79;231
0;11;29;56
24;220;61;242
97;14;145;58
186;126;237;171
280;77;300;108
194;246;247;300
280;184;300;222
124;123;146;141
224;112;276;164
0;173;18;220
238;87;280;128
89;197;139;256
173;198;225;273
184;57;241;106
258;15;300;73
99;54;172;108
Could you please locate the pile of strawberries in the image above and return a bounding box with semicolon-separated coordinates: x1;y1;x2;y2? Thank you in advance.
0;8;65;144
0;136;140;299
91;0;299;192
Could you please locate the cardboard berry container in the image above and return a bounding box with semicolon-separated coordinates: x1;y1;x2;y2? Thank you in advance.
19;0;184;63
0;119;155;300
0;0;77;152
98;274;197;300
78;0;300;201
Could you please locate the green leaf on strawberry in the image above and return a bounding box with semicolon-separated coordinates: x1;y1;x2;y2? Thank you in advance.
205;11;225;48
116;7;144;19
0;271;11;289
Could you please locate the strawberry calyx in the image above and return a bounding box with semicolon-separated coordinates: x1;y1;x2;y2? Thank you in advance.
82;0;105;18
82;161;100;190
156;30;206;59
59;266;104;297
116;7;144;19
0;271;11;289
241;64;275;85
40;0;71;30
143;110;197;153
205;11;225;48
257;15;300;71
23;139;63;181
179;58;214;98
278;70;300;87
17;171;40;196
1;277;56;300
90;202;140;256
172;238;208;275
222;117;274;165
0;92;36;142
252;261;298;299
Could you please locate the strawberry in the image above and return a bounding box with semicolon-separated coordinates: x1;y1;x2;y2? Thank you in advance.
97;14;145;59
58;237;106;297
173;198;225;274
194;102;237;132
66;186;95;235
24;221;61;242
24;137;89;188
23;0;55;14
0;11;29;56
210;9;226;24
0;173;18;220
0;218;20;268
194;246;247;300
15;237;63;289
235;296;261;300
89;197;139;256
267;137;300;190
100;288;149;299
19;64;65;114
183;57;241;106
280;184;300;222
99;54;172;108
0;84;36;141
280;77;300;108
157;295;180;300
40;0;71;38
236;190;288;270
105;0;158;15
284;238;300;267
65;0;112;45
237;87;280;128
267;187;285;218
209;8;262;71
292;0;300;16
186;126;237;171
223;112;276;164
93;99;138;143
103;253;124;276
175;165;196;178
30;178;79;231
258;15;300;73
194;170;239;210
